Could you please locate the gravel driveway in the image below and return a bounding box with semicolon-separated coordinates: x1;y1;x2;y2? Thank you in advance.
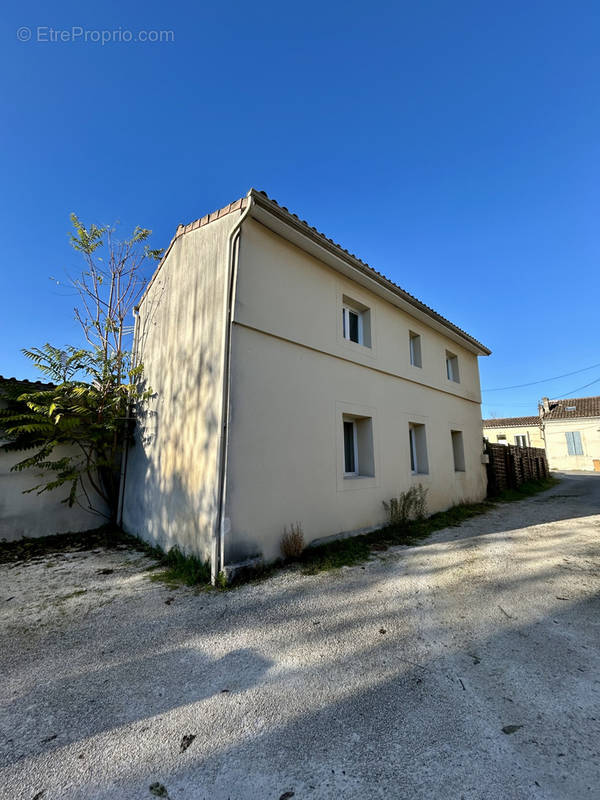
1;473;599;800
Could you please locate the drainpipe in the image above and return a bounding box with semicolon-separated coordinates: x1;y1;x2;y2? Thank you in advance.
117;305;140;528
212;191;255;584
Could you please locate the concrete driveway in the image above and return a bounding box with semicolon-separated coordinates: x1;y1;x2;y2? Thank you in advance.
1;473;599;800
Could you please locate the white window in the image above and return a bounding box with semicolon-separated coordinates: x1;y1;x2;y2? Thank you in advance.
446;351;460;382
565;431;583;456
451;430;465;471
497;434;507;445
343;415;374;477
514;434;527;447
409;422;429;474
342;305;363;344
409;332;422;367
341;296;371;347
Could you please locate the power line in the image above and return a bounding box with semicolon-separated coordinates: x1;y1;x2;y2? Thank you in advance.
550;376;600;400
482;361;600;392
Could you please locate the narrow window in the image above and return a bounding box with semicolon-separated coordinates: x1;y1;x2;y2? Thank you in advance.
446;351;460;382
342;415;375;478
451;430;465;471
341;297;371;347
409;332;422;367
565;431;583;456
409;423;429;474
343;420;358;475
342;305;362;344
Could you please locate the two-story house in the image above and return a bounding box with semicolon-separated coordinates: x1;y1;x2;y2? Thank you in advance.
120;190;491;580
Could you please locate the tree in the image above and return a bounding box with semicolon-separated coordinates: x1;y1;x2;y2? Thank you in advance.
0;216;162;521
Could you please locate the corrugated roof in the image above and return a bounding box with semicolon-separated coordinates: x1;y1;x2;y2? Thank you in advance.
139;189;490;355
483;416;540;428
543;396;600;421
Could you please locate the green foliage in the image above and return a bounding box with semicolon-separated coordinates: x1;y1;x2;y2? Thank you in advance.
0;215;162;520
383;484;428;526
149;547;211;587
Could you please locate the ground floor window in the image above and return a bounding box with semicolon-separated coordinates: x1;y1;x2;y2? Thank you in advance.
343;415;374;478
451;430;465;471
409;422;429;474
565;431;584;456
514;434;527;447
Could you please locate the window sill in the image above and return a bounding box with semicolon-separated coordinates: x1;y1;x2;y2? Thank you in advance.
338;474;378;491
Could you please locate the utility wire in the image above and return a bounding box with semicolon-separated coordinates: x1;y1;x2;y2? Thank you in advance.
482;361;600;392
549;376;600;400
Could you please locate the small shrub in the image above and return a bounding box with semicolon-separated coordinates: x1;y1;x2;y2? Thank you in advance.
383;484;428;527
281;523;305;559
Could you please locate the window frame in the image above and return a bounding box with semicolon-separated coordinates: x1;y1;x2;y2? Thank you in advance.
446;351;460;383
409;331;422;368
343;419;359;476
408;422;429;475
342;304;364;345
514;434;528;447
451;429;466;472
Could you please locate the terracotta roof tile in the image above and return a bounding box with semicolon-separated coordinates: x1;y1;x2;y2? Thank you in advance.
543;396;600;421
483;416;540;428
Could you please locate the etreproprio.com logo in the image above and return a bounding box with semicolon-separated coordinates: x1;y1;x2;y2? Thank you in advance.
16;26;175;44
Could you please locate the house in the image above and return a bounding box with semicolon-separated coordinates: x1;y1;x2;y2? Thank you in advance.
0;377;104;541
482;416;545;448
539;395;600;472
120;189;491;580
482;395;600;472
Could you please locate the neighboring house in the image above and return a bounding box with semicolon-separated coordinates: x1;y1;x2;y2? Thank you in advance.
482;416;545;448
121;189;491;579
0;377;105;541
539;395;600;472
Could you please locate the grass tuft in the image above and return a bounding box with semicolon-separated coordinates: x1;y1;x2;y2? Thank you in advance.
148;547;211;588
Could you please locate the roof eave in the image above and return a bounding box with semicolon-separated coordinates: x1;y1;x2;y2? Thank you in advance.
247;190;491;357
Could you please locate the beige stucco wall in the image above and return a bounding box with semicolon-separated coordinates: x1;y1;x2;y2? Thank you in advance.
121;213;240;559
0;437;106;541
224;219;488;563
543;418;600;471
483;424;544;449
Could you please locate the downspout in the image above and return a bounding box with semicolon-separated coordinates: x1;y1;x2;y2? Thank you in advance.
212;191;255;584
117;305;140;527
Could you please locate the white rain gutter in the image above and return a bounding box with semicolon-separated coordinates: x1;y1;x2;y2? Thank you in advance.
212;191;255;584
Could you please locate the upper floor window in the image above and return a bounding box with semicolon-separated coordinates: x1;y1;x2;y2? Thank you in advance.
514;434;527;447
409;332;422;367
341;296;371;347
446;351;460;383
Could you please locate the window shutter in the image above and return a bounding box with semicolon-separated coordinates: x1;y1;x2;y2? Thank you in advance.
573;431;583;455
565;431;575;455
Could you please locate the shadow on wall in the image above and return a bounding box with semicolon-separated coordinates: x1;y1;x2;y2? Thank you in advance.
122;269;223;560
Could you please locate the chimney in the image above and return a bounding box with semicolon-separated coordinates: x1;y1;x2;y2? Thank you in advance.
541;397;550;415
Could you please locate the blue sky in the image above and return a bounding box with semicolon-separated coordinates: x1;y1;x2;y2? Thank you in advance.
2;0;599;418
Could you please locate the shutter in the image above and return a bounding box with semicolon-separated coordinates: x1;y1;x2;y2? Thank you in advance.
573;431;583;455
565;432;575;455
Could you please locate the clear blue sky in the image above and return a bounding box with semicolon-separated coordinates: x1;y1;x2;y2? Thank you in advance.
3;0;599;418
